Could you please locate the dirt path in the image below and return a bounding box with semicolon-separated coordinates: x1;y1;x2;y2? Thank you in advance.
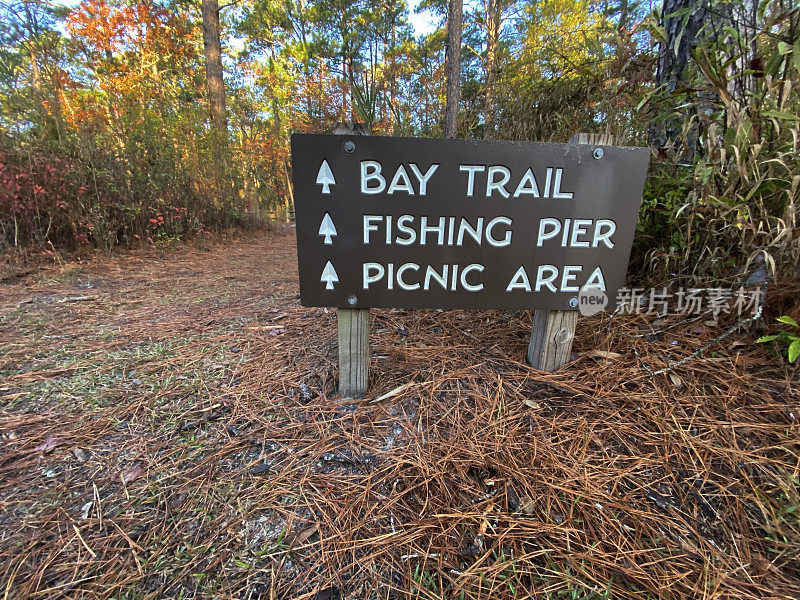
1;230;300;409
1;232;799;600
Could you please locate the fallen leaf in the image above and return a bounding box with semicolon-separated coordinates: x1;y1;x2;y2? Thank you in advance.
668;373;684;389
372;381;419;402
290;524;319;545
79;501;93;520
73;448;89;463
523;398;541;409
250;463;271;475
35;435;58;454
121;465;143;484
584;349;623;360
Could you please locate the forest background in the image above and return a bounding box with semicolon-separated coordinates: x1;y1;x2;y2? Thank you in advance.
1;0;798;286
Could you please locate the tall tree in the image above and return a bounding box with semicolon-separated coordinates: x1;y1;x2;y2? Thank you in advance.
444;0;461;137
655;0;708;95
202;0;227;133
483;0;500;138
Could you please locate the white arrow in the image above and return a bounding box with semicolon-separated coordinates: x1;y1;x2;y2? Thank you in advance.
316;159;335;194
318;213;337;244
321;261;339;290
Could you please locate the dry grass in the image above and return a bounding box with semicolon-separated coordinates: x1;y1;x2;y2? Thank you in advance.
0;230;798;599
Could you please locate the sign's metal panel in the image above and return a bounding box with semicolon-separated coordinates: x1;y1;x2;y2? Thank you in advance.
291;134;649;311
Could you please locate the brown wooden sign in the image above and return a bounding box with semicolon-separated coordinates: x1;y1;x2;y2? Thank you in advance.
291;134;649;311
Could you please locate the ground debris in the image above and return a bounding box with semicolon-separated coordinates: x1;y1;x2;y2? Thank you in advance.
0;231;798;600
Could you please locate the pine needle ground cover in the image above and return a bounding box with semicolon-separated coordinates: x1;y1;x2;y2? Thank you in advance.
1;231;798;600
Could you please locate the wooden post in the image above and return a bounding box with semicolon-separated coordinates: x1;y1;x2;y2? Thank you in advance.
334;122;370;395
338;307;369;394
528;132;615;371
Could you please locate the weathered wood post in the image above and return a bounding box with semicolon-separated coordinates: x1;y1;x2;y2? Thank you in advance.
527;132;616;371
334;122;370;395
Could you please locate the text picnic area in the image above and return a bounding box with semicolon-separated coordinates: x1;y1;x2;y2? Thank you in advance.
291;134;649;312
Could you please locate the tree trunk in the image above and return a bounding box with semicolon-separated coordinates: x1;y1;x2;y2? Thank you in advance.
656;0;708;93
483;0;499;139
389;17;397;133
652;0;758;154
201;0;227;134
724;0;758;109
444;0;462;138
651;0;709;153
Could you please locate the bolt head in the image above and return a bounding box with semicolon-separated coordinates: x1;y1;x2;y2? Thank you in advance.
346;294;358;306
344;140;356;153
593;147;604;159
569;297;579;308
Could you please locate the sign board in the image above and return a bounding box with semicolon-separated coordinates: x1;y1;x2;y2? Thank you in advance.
291;134;649;311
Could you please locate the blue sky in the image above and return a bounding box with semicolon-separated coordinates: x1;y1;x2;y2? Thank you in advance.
408;0;438;37
53;0;438;38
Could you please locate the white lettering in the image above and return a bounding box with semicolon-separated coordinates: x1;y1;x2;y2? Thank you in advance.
397;263;420;290
535;265;559;292
513;168;541;198
584;266;606;291
461;264;484;292
486;216;512;247
460;165;485;196
387;165;414;195
419;216;446;245
486;166;511;198
363;215;381;244
363;263;384;289
543;167;553;198
560;265;581;292
552;168;574;199
457;217;483;245
506;266;531;292
570;219;592;248
561;218;571;247
593;220;615;248
409;163;439;196
396;215;416;245
536;218;561;247
450;264;459;289
423;265;448;291
361;161;385;194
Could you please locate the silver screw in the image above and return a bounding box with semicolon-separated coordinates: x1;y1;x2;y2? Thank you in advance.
569;297;579;308
344;140;356;153
346;294;358;306
593;147;604;159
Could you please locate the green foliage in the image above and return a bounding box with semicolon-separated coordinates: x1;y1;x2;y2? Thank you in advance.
635;0;800;284
0;0;798;290
757;316;800;364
